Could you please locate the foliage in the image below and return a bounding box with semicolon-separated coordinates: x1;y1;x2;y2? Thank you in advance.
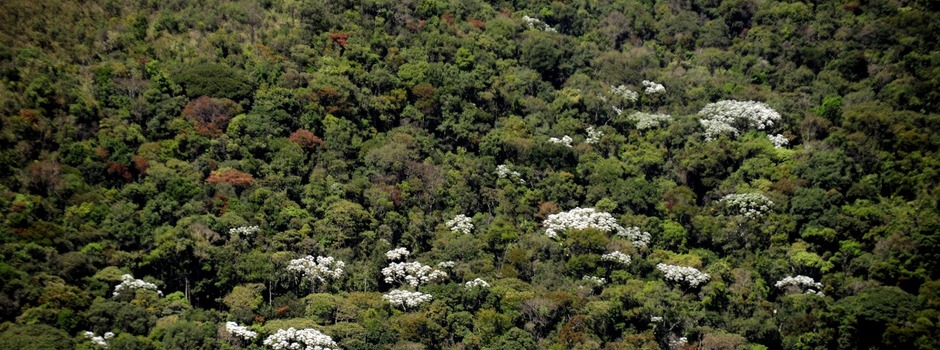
0;0;938;348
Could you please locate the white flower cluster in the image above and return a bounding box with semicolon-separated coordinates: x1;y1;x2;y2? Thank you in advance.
642;80;665;95
446;214;474;234
650;316;663;323
437;261;456;269
547;135;573;148
775;275;824;296
113;274;162;297
719;193;774;218
657;263;711;288
698;100;781;140
669;336;689;349
768;133;789;148
263;327;338;350
465;278;490;289
496;164;525;183
382;261;448;287
522;15;556;32
542;207;622;239
629;111;672;130
286;256;345;283
582;275;607;286
601;251;632;265
225;322;258;341
700;118;739;140
383;289;433;309
610;85;638;103
229;225;260;236
585;126;603;145
616;226;652;249
385;247;410;260
83;331;115;348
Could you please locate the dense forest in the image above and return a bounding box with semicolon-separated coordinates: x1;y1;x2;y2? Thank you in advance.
1;0;939;349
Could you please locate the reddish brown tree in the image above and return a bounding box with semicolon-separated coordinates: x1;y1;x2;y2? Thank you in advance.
182;96;241;136
206;168;254;187
289;129;324;149
328;32;349;47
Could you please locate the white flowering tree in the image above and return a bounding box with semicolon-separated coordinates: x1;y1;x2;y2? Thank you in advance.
657;263;710;288
522;15;556;32
496;164;525;184
609;85;638;104
222;322;258;346
768;134;789;148
229;225;259;237
719;193;774;218
629;112;672;130
600;251;632;265
581;275;607;286
642;80;665;95
775;275;824;296
381;261;448;287
464;278;490;289
542;207;622;239
585;126;604;145
263;327;338;350
113;274;162;297
286;256;345;291
543;208;651;250
698;100;781;141
547;135;573;148
83;331;115;349
383;289;434;310
616;226;652;249
446;214;474;234
385;247;410;260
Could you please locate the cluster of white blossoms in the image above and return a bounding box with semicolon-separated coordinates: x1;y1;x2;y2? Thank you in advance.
286;256;345;283
229;225;260;236
521;15;556;32
496;164;525;183
642;80;665;95
547;135;573;148
465;278;490;289
720;193;774;218
383;289;434;309
113;274;162;297
650;316;664;323
582;275;607;286
657;263;711;288
585;126;603;145
601;251;632;265
385;247;410;260
446;214;474;234
437;261;456;269
669;336;689;349
768;133;789;148
775;275;824;296
698;100;781;141
263;327;338;350
225;322;258;341
617;226;652;249
382;261;448;287
629;111;672;130
542;207;622;239
610;85;639;103
83;331;115;348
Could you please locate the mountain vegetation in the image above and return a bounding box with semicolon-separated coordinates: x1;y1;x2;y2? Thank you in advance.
1;0;939;349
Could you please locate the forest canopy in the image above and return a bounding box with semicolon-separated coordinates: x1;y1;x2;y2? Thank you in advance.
1;0;939;349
